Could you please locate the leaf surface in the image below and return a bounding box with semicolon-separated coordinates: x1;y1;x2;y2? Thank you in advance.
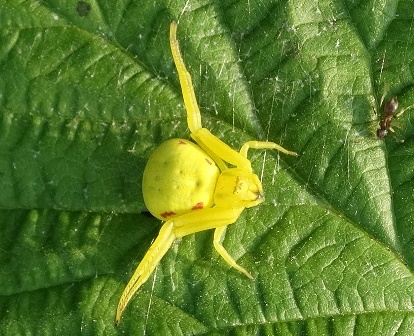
1;0;414;335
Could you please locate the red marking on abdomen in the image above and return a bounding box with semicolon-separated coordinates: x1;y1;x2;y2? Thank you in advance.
161;211;176;218
178;140;187;145
192;202;204;210
205;158;212;165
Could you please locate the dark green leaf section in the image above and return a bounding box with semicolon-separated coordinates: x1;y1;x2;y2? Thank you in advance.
2;206;414;335
0;209;157;294
0;26;178;122
0;110;149;211
202;313;414;335
235;0;396;252
1;0;414;335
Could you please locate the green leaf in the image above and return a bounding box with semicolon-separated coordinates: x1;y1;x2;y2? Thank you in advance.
1;0;414;335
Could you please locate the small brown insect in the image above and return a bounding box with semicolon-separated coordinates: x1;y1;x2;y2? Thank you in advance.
376;96;398;139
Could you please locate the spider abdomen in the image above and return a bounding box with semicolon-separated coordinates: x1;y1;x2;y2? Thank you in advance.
142;138;220;220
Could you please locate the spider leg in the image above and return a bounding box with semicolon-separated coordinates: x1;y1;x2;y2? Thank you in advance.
194;129;298;171
191;132;227;172
170;21;202;133
173;207;251;278
194;128;252;171
240;141;298;158
214;226;253;279
174;207;244;237
170;21;297;167
115;221;175;325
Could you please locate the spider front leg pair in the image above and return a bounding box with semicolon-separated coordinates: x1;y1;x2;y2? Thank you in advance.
115;21;298;325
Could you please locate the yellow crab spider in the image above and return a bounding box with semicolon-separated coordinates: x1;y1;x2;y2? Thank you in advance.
115;21;298;325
